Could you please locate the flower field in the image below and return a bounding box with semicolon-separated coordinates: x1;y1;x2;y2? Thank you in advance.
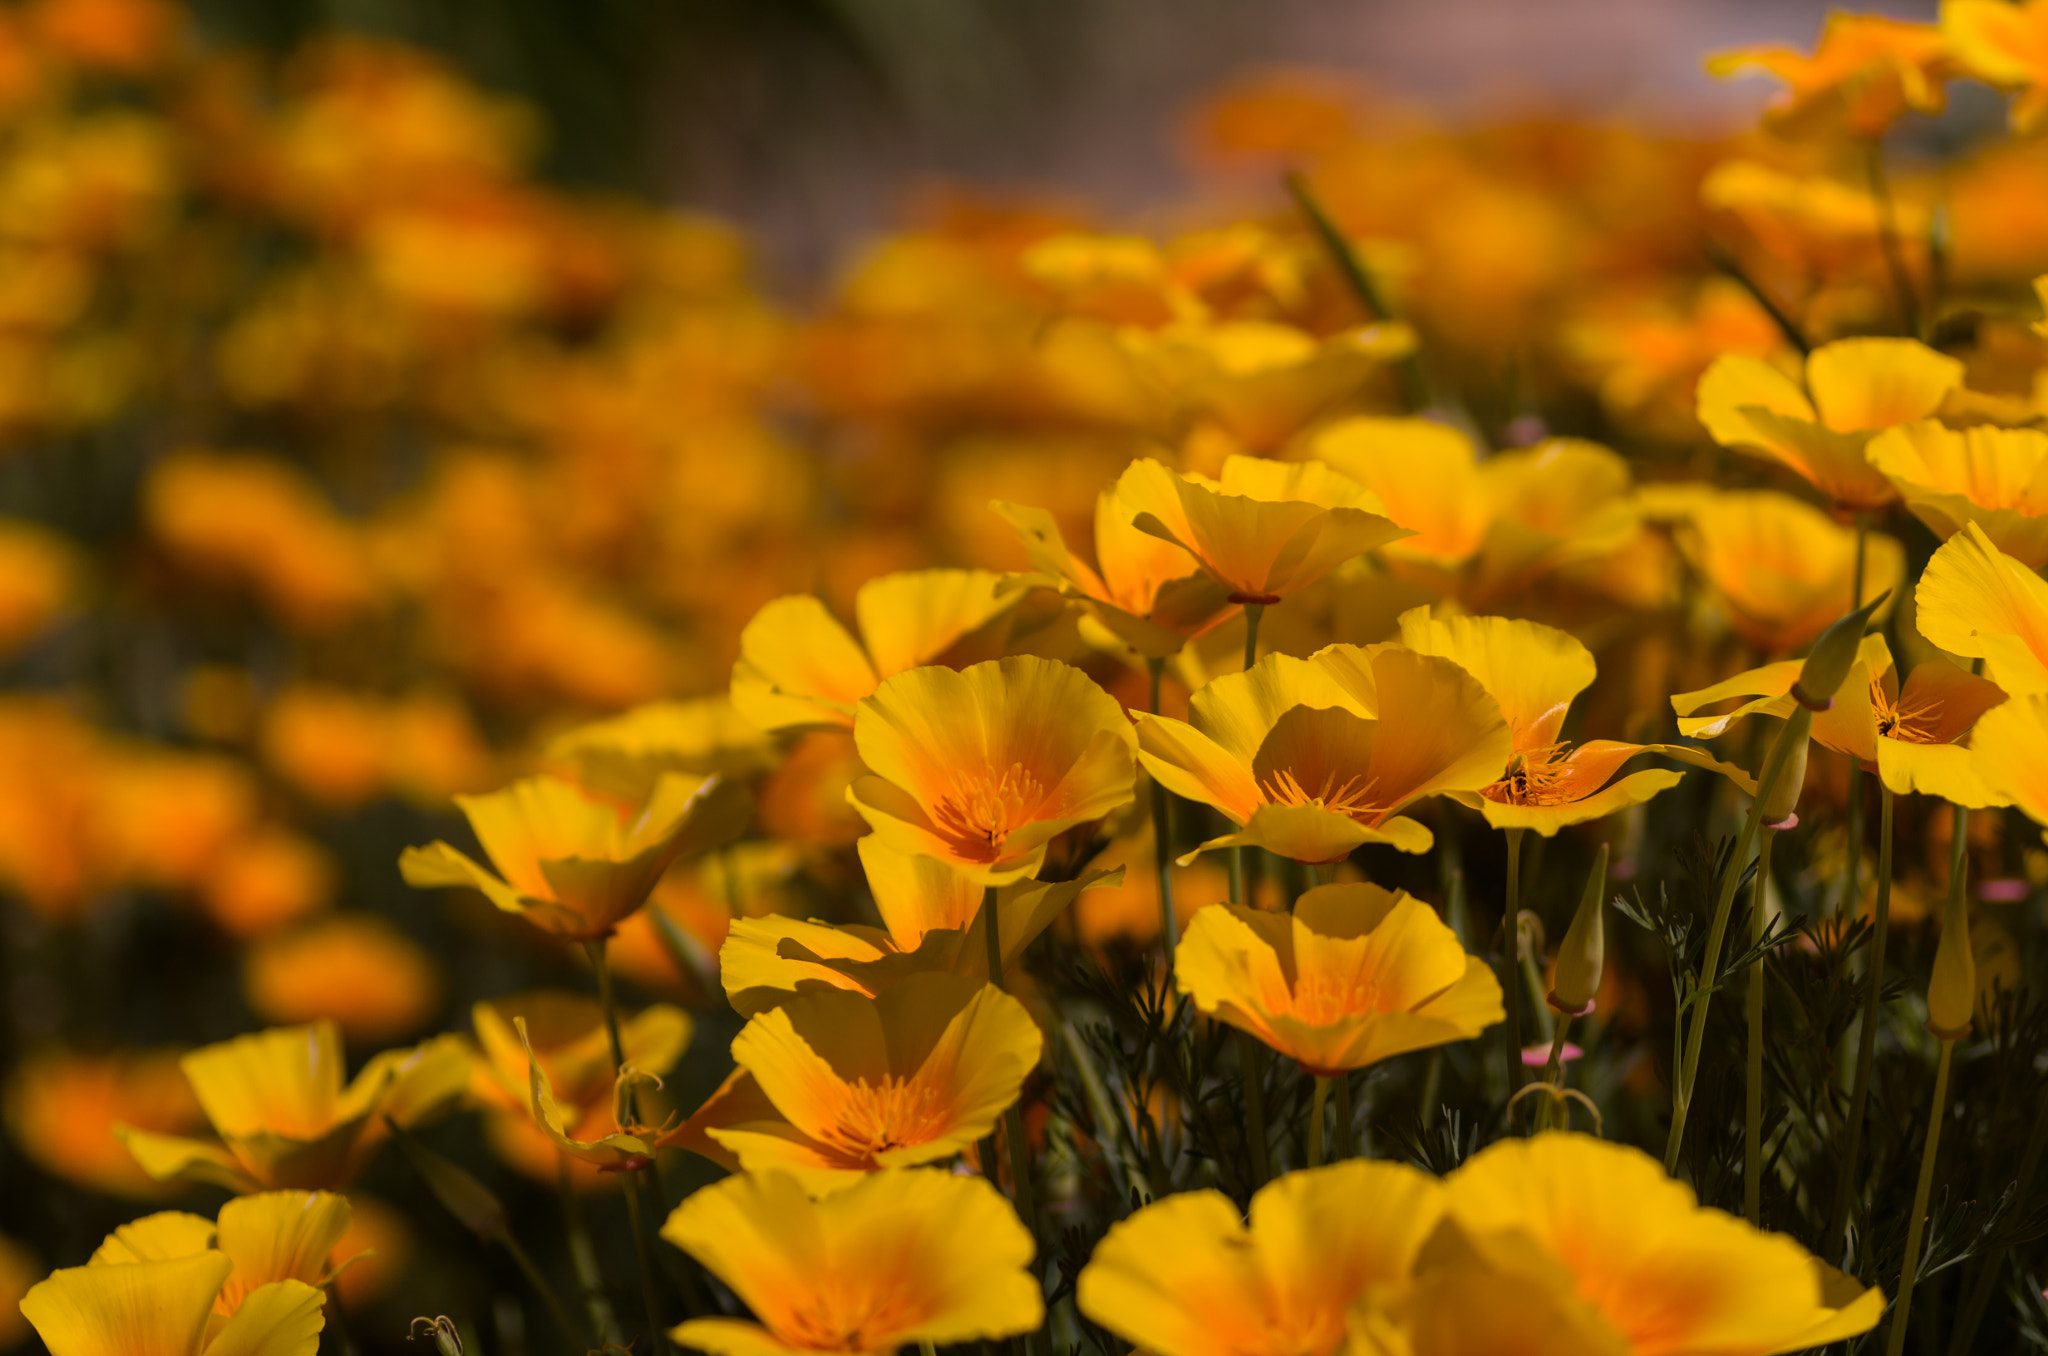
9;1;2048;1353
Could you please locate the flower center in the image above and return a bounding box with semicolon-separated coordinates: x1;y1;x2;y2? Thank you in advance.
1259;768;1386;822
930;762;1047;863
1483;742;1575;806
1875;675;1945;744
781;1284;924;1353
819;1074;948;1160
1288;971;1380;1026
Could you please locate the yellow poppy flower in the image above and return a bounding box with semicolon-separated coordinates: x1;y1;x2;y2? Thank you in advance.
1423;1133;1882;1355
1674;631;2009;806
1946;0;2048;133
1971;692;2048;830
4;1046;204;1201
718;857;1122;1016
1174;882;1502;1074
467;991;689;1184
242;914;443;1044
513;1015;668;1172
118;1021;470;1193
730;569;1024;734
1119;319;1414;454
1135;645;1511;862
546;695;776;802
993;490;1238;660
1696;340;1964;511
1866;419;2048;566
1075;1160;1445;1356
1396;608;1728;833
1469;439;1641;605
1706;13;1952;137
669;972;1040;1189
1350;1257;1628;1356
20;1193;351;1356
846;655;1138;885
398;770;751;942
1116;455;1410;605
1915;519;2048;695
661;1169;1043;1356
1669;490;1903;655
1309;417;1491;574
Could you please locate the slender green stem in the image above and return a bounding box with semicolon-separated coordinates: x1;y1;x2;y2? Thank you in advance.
1665;708;1810;1173
497;1225;585;1353
1828;786;1896;1259
1866;138;1922;340
1243;602;1264;672
561;1155;622;1347
1501;828;1526;1098
1332;1073;1354;1161
1285;171;1432;411
1746;826;1778;1227
1419;1052;1441;1131
1236;1029;1271;1189
585;939;635;1120
1887;1039;1956;1356
1841;520;1865;922
1147;659;1180;957
979;884;1042;1288
983;883;1005;989
1307;1075;1330;1169
621;1166;672;1356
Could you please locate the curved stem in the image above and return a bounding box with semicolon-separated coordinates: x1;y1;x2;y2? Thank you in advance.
1665;708;1809;1173
1501;828;1526;1099
1746;826;1778;1226
1828;785;1896;1259
1307;1076;1330;1169
1887;1040;1956;1356
561;1155;621;1348
621;1167;672;1356
1147;659;1180;957
980;885;1042;1266
1332;1073;1354;1161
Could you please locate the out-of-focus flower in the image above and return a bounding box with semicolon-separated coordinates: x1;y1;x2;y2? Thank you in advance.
731;569;1023;734
197;827;335;938
672;972;1039;1189
0;519;79;657
5;1047;202;1200
1078;1160;1443;1356
546;696;775;802
1915;519;2048;695
328;1195;408;1307
1697;340;1964;511
0;1232;36;1350
660;1169;1043;1356
994;487;1237;660
1677;631;2009;806
1565;279;1788;441
847;655;1137;885
1135;646;1509;861
1116;455;1409;605
1868;420;2048;567
259;685;494;809
1946;0;2048;133
400;771;751;942
1174;882;1501;1073
118;1021;469;1193
1973;692;2048;831
243;915;444;1043
1707;13;1952;137
1664;490;1903;654
1398;608;1724;833
470;992;686;1187
1365;1133;1883;1354
608;843;804;1003
144;452;378;632
718;861;1120;1016
1701;160;1925;291
29;0;181;76
1308;417;1489;575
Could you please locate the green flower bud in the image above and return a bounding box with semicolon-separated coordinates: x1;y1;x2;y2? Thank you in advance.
1761;724;1809;829
1792;591;1889;709
1548;844;1609;1016
389;1119;509;1237
1928;862;1976;1041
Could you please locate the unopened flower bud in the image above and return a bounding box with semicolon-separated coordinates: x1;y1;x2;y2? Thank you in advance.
1548;844;1609;1016
1792;592;1889;709
1928;864;1976;1041
1761;727;1808;830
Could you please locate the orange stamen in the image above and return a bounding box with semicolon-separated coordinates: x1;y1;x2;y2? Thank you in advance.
1259;768;1387;823
929;762;1047;863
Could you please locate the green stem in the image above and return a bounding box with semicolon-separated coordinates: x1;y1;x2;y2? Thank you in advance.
979;885;1042;1275
1887;1039;1955;1356
1746;826;1778;1227
561;1156;622;1348
1307;1075;1330;1168
585;940;634;1120
1665;708;1810;1173
1419;1051;1441;1131
496;1225;585;1353
1236;1029;1271;1189
1243;602;1264;672
1147;659;1180;957
1828;785;1896;1259
621;1167;672;1356
1502;828;1526;1099
1285;171;1432;411
1333;1073;1354;1161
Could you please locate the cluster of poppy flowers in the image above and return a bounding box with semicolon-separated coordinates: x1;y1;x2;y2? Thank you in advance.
19;0;2048;1354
